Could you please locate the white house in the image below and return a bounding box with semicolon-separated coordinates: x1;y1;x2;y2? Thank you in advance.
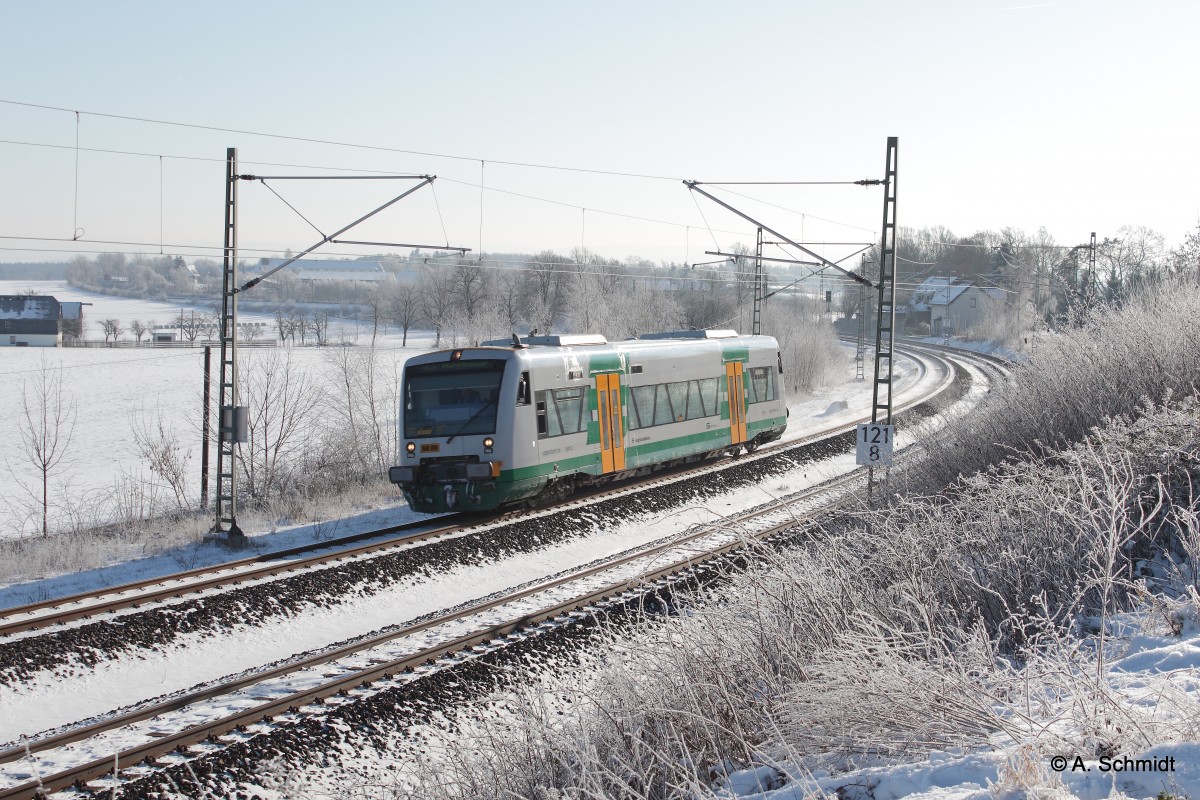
906;277;1006;335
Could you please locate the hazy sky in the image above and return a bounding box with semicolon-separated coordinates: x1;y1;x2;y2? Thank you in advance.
1;0;1196;270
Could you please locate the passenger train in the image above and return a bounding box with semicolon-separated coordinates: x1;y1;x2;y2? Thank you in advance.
388;329;788;513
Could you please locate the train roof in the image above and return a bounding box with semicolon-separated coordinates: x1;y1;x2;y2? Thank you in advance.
410;331;777;373
479;329;744;348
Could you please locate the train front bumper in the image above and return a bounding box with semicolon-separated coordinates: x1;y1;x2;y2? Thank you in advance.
390;460;533;512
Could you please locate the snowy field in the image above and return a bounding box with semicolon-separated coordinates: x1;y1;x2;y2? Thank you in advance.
0;280;435;539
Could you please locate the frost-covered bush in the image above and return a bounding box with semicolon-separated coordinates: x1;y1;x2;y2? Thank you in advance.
381;400;1200;798
769;311;847;395
916;281;1200;490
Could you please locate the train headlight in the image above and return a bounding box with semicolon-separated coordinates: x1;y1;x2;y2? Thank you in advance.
483;436;494;453
406;442;416;458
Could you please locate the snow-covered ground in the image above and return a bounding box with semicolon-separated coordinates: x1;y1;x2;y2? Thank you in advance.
0;280;435;539
0;340;955;741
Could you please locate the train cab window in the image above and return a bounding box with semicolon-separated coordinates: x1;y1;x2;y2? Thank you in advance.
403;359;505;439
536;400;547;435
517;371;531;405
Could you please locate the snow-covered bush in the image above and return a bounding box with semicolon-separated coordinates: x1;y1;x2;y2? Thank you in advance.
769;308;847;395
916;280;1200;491
381;398;1200;798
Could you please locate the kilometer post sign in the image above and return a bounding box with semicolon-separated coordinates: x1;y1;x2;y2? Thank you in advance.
856;423;894;468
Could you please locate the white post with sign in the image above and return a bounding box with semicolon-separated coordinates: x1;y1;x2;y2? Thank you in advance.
856;423;894;468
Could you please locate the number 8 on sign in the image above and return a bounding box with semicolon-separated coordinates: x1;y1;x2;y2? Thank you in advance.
856;423;894;467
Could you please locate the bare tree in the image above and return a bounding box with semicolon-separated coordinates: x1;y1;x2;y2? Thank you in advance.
494;269;526;333
129;320;148;344
289;309;309;345
1101;225;1167;298
387;280;422;347
130;406;192;510
453;260;488;317
1169;219;1200;282
274;307;291;344
363;288;387;346
419;266;458;347
524;250;570;333
100;318;124;344
308;310;331;346
322;345;399;476
236;350;322;498
178;310;209;344
16;361;77;535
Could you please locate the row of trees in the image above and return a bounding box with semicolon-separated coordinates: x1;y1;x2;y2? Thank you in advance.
59;219;1200;354
889;221;1200;310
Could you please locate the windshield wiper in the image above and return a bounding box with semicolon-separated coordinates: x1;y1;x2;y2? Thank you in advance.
445;397;498;443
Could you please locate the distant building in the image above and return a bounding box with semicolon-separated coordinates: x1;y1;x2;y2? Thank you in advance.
256;258;393;284
906;277;1005;335
0;295;63;347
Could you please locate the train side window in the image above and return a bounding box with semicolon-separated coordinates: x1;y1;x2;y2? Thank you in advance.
554;388;586;435
517;372;531;405
685;381;704;420
699;378;719;416
653;385;674;426
536;397;548;435
546;393;563;437
667;382;688;422
629;385;654;430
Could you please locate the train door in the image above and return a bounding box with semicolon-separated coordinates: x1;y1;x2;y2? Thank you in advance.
726;362;747;446
595;373;626;473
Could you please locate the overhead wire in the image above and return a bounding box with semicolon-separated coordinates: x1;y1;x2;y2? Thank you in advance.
0;98;685;181
0;99;878;245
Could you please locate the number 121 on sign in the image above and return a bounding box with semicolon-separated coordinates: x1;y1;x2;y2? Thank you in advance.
856;423;895;467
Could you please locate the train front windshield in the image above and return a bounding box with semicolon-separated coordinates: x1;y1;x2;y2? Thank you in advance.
404;359;506;439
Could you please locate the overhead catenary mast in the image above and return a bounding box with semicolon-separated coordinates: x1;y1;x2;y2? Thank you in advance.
210;150;468;542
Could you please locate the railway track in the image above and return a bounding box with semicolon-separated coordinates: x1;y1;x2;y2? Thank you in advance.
0;343;991;798
0;342;953;641
0;459;885;799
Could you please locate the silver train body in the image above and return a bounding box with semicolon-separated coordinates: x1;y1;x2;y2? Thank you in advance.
388;329;788;513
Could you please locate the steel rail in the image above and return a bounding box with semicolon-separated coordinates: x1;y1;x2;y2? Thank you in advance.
0;516;475;637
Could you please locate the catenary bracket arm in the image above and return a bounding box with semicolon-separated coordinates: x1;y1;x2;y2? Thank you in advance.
685;180;874;288
238;175;438;292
